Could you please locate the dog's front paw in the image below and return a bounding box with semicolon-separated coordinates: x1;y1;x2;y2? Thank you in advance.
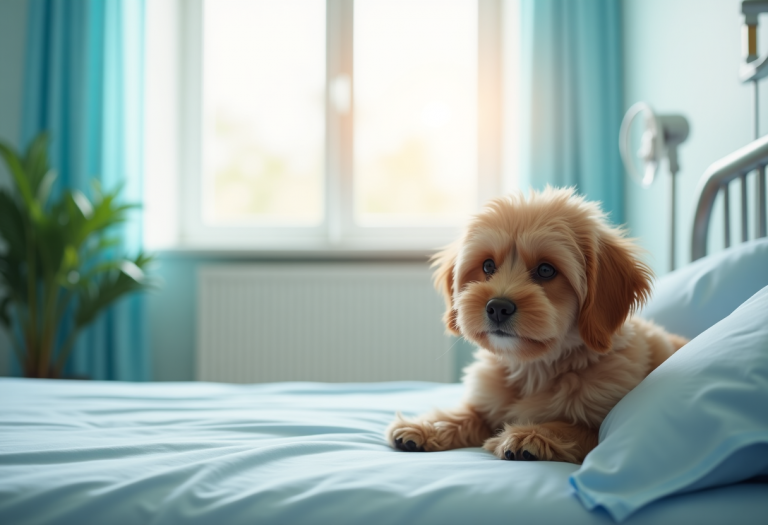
483;424;578;463
386;413;429;452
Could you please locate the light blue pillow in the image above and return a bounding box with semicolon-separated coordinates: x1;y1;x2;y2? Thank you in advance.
640;238;768;339
569;285;768;523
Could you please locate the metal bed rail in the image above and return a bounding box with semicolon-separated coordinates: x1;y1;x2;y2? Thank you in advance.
691;134;768;260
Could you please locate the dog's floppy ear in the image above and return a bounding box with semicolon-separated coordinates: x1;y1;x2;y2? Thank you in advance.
431;244;461;336
578;232;652;353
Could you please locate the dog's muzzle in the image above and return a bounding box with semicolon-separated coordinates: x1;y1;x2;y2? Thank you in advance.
486;298;516;325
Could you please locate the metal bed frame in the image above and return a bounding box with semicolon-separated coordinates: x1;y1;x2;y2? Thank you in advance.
691;135;768;260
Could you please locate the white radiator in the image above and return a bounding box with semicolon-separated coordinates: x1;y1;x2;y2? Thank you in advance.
197;263;455;383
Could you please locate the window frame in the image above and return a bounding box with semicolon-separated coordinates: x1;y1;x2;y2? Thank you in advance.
149;0;508;253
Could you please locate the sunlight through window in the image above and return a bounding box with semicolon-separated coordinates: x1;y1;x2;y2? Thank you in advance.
354;0;478;226
203;0;326;225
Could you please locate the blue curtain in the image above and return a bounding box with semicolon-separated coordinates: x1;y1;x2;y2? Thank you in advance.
21;0;149;380
519;0;624;224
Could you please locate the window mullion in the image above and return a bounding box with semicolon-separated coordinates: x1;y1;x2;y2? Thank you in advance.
326;0;354;245
181;0;204;244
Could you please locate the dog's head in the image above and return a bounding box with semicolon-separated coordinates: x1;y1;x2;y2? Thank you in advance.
433;188;652;361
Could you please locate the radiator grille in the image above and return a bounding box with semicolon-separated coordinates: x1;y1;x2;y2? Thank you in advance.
197;263;454;383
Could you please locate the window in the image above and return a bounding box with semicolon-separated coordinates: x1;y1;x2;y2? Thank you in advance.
144;0;517;252
353;0;478;226
203;0;326;226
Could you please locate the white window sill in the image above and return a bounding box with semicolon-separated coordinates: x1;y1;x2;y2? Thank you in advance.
151;243;441;261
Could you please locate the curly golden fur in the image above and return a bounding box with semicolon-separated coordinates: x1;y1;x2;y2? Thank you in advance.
386;188;688;463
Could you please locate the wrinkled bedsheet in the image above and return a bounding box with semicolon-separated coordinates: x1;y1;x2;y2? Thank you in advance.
1;378;766;524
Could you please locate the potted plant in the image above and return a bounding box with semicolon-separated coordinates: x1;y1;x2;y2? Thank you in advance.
0;133;155;378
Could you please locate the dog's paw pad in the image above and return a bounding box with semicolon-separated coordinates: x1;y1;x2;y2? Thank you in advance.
485;427;555;462
394;438;424;452
502;449;537;461
389;424;425;452
405;440;424;452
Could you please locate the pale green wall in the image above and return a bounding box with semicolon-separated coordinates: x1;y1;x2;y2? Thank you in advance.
0;0;28;376
622;0;765;276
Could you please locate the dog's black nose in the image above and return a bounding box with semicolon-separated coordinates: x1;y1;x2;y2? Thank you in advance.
486;298;516;324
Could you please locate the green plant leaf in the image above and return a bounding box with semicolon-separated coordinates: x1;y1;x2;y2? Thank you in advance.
118;259;145;282
67;188;139;249
35;169;58;207
74;256;152;328
0;254;25;300
36;214;69;279
77;259;126;283
92;236;121;252
23;132;51;194
71;190;94;219
62;245;79;271
0;190;27;261
47;192;89;253
0;140;43;221
0;295;11;328
77;236;121;273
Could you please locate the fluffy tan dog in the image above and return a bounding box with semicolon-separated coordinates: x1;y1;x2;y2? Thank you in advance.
386;188;687;464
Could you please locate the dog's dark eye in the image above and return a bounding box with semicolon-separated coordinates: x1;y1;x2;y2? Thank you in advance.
535;263;556;280
482;259;496;276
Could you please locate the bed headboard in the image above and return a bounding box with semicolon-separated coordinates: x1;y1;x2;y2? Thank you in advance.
691;134;768;260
